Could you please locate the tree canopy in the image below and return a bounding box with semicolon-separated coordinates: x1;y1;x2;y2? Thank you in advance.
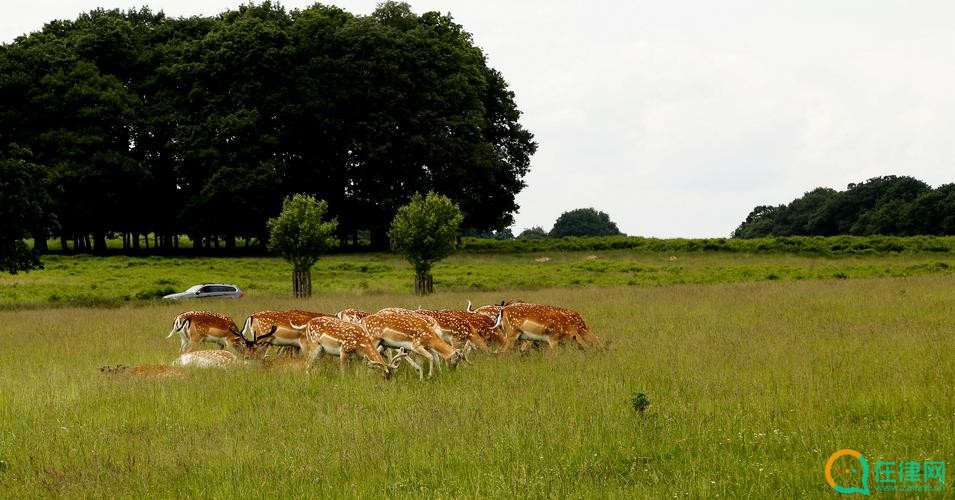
0;1;535;257
549;208;623;238
733;176;955;238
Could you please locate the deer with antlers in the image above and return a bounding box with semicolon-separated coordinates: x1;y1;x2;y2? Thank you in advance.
359;311;469;379
166;311;249;353
492;302;603;351
336;308;370;324
171;325;277;367
297;316;408;378
241;309;330;356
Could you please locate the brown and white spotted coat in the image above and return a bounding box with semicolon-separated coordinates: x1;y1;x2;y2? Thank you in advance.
359;311;464;379
299;316;407;378
416;309;490;351
494;302;603;351
166;311;242;353
172;349;239;368
242;309;330;355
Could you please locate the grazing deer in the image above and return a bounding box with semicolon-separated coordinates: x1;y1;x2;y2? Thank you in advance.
359;312;468;379
493;302;603;351
415;309;490;352
166;311;244;353
298;316;408;378
241;309;330;356
170;324;276;368
336;308;370;324
459;310;506;348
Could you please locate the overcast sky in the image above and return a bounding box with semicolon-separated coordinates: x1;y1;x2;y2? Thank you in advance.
4;1;954;237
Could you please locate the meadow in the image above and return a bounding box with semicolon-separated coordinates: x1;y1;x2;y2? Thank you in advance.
0;257;953;497
1;249;954;309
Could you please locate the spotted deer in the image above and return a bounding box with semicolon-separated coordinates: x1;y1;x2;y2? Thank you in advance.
241;309;330;356
492;302;603;351
415;309;490;352
170;325;276;367
298;316;408;378
359;311;469;379
167;311;244;353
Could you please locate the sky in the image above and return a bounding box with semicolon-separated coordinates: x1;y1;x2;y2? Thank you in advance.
3;1;954;237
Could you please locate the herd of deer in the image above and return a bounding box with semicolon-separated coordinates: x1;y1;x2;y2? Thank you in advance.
165;300;604;380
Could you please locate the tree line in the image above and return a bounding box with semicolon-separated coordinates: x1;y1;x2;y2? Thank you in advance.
733;176;955;238
0;1;535;265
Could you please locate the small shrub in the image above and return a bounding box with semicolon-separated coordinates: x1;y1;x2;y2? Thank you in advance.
630;392;651;416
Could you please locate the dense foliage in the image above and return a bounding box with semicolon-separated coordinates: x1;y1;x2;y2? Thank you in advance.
733;176;955;238
460;234;955;255
0;1;535;256
0;147;51;273
266;194;337;297
549;207;623;237
388;191;464;294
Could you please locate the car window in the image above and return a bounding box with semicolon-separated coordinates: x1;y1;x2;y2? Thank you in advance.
199;286;214;293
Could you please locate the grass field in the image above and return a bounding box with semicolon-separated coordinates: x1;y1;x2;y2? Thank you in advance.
1;270;952;497
1;250;953;308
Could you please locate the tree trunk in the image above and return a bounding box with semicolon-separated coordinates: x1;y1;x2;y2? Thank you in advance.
414;272;434;296
32;230;48;254
60;235;69;252
93;231;107;255
293;268;312;298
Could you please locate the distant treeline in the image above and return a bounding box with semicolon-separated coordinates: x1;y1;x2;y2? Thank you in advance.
733;176;955;238
0;2;535;256
461;235;955;255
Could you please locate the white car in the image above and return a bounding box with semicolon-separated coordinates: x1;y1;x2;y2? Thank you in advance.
162;283;243;300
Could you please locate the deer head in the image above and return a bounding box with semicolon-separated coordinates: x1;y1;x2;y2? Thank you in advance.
228;325;277;360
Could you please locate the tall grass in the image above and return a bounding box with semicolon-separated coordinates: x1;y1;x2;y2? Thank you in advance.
1;277;952;497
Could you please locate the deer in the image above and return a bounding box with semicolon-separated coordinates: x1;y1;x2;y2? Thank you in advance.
167;311;245;353
241;309;330;357
336;308;370;324
297;316;409;378
415;309;490;352
171;325;277;367
359;311;469;379
492;302;603;351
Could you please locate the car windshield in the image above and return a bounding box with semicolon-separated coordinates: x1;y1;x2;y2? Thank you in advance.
185;285;203;293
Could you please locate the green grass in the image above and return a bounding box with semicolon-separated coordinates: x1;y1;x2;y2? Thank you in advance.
0;277;952;497
1;250;954;308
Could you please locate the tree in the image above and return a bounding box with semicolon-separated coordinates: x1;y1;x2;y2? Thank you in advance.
734;176;941;238
550;208;623;237
388;192;464;295
266;194;337;298
517;226;549;239
0;147;51;273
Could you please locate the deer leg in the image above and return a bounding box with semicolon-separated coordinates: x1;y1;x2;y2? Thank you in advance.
411;345;434;378
304;347;324;373
401;354;425;380
428;348;443;373
339;351;349;376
